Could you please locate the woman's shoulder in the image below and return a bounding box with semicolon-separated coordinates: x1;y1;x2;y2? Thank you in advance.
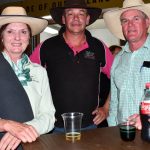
27;62;48;85
29;61;47;76
30;61;46;70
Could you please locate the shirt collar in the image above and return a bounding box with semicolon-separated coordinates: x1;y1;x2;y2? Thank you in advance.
120;33;150;56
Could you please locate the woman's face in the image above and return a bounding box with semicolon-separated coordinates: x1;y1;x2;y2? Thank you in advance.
2;22;30;59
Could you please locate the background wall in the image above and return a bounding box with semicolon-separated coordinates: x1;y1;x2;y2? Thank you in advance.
89;29;119;47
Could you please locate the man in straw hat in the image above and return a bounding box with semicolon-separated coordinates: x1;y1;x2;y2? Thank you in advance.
30;0;113;132
103;0;150;129
0;6;55;149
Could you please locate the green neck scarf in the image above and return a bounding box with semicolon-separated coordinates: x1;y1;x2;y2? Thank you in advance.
3;52;32;86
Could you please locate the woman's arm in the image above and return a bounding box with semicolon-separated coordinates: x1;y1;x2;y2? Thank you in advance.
25;68;55;135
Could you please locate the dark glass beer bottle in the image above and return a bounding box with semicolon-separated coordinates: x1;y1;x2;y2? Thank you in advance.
140;83;150;141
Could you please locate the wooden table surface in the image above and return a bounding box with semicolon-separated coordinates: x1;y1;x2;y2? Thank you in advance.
22;126;150;150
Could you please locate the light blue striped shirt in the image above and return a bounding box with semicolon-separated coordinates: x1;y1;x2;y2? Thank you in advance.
108;34;150;126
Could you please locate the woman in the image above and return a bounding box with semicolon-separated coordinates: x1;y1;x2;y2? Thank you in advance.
0;6;55;150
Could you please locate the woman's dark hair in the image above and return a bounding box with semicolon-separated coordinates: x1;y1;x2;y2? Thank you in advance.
0;23;32;53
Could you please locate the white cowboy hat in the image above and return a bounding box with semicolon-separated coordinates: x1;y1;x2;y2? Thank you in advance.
103;0;150;40
0;6;48;36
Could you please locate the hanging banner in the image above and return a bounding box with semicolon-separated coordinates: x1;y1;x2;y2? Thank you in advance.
0;0;149;17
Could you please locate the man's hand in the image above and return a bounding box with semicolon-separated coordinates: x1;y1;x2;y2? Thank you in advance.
0;132;21;150
92;106;108;125
128;114;142;130
92;93;110;125
4;120;39;143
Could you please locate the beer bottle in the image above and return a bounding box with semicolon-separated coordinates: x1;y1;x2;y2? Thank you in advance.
140;83;150;141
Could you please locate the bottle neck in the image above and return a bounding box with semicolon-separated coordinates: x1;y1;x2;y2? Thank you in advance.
143;88;150;101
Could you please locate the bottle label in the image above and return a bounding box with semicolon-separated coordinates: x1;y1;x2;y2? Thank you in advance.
141;101;150;114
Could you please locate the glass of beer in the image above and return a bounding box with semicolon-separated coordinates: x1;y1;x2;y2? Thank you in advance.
119;122;136;141
61;112;83;142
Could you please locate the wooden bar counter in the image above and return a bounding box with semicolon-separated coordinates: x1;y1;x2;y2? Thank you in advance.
22;127;150;150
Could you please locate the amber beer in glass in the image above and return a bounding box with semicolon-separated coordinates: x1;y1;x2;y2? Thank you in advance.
62;112;83;142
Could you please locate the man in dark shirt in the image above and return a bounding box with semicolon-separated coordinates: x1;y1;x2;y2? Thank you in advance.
30;0;113;132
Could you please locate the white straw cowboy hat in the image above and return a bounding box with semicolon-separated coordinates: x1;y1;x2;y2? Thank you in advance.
0;6;48;36
103;0;150;40
50;0;102;26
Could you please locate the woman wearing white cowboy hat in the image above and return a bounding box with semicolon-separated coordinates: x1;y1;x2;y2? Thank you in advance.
0;6;55;150
103;0;150;130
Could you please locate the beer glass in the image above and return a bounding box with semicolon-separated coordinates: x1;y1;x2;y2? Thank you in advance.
61;112;83;142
